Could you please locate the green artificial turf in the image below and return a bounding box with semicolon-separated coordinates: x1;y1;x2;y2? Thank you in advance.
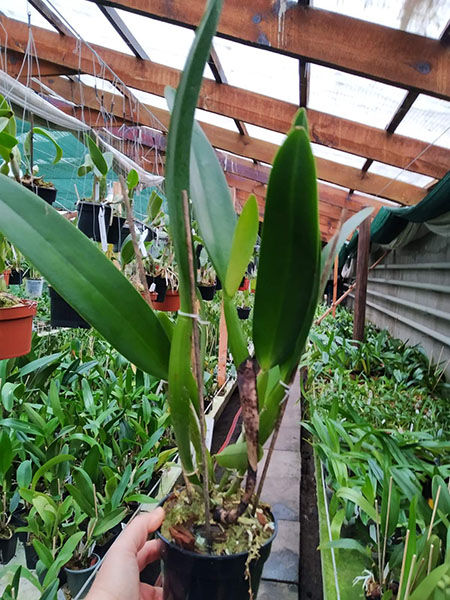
315;454;368;600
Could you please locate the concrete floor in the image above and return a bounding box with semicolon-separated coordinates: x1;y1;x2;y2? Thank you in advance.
259;374;301;598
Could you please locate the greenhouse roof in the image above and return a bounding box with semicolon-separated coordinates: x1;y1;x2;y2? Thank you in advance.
1;0;449;240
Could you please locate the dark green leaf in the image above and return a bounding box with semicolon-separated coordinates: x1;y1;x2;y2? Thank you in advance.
253;126;320;370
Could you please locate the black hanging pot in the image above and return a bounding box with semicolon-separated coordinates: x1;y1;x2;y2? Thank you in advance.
146;275;168;302
9;270;24;285
198;283;216;301
237;307;251;320
156;518;277;600
49;288;90;329
215;277;222;291
77;201;112;242
23;183;57;206
107;216;129;247
0;531;18;565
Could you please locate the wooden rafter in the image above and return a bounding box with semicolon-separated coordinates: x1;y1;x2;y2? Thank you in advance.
3;15;449;179
86;0;450;100
28;0;73;36
37;76;427;205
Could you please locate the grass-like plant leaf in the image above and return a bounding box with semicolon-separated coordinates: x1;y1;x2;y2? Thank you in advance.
0;177;170;379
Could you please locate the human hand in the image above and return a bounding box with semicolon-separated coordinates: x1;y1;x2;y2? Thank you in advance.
86;507;165;600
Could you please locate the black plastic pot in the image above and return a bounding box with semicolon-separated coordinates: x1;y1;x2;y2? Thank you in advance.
107;216;129;247
198;284;216;301
215;277;222;291
11;510;27;543
0;532;18;564
23;183;57;206
146;275;168;302
24;541;39;570
156;520;276;600
49;288;90;329
95;526;121;558
64;553;100;599
77;202;112;242
237;306;251;320
9;269;24;285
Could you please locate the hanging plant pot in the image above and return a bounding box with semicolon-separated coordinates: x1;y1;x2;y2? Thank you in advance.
156;518;277;600
238;277;249;291
0;530;18;565
23;183;57;206
1;270;10;286
64;553;100;599
49;287;90;329
25;278;44;298
198;283;216;301
9;269;24;285
77;201;112;243
237;306;251;320
0;300;37;360
146;274;168;302
150;290;180;312
215;277;222;290
107;216;129;247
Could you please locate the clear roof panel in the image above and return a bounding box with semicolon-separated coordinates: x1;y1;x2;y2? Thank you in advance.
1;0;57;31
244;124;286;146
115;9;204;74
312;0;450;39
213;37;299;103
42;0;132;55
311;144;366;168
368;161;436;187
395;94;450;149
308;64;407;128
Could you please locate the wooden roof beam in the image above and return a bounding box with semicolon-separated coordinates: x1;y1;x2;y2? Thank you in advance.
28;0;73;36
36;76;427;205
3;16;449;179
87;0;450;100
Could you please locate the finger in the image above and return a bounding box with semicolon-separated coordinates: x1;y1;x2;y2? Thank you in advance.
137;539;163;571
140;583;164;600
114;508;165;555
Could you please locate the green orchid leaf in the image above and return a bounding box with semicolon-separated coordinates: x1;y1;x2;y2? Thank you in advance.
85;133;108;177
164;0;224;477
16;460;32;489
224;194;259;297
0;430;13;477
215;441;263;471
0;177;170;379
127;168;139;191
31;455;75;491
24;127;63;165
336;487;379;523
253;125;320;371
93;507;128;538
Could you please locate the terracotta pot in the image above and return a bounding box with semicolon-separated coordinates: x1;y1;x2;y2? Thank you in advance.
0;300;37;359
1;270;10;286
150;290;180;312
238;277;249;291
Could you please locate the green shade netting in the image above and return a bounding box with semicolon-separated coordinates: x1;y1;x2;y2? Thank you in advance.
340;170;450;267
14;119;163;221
